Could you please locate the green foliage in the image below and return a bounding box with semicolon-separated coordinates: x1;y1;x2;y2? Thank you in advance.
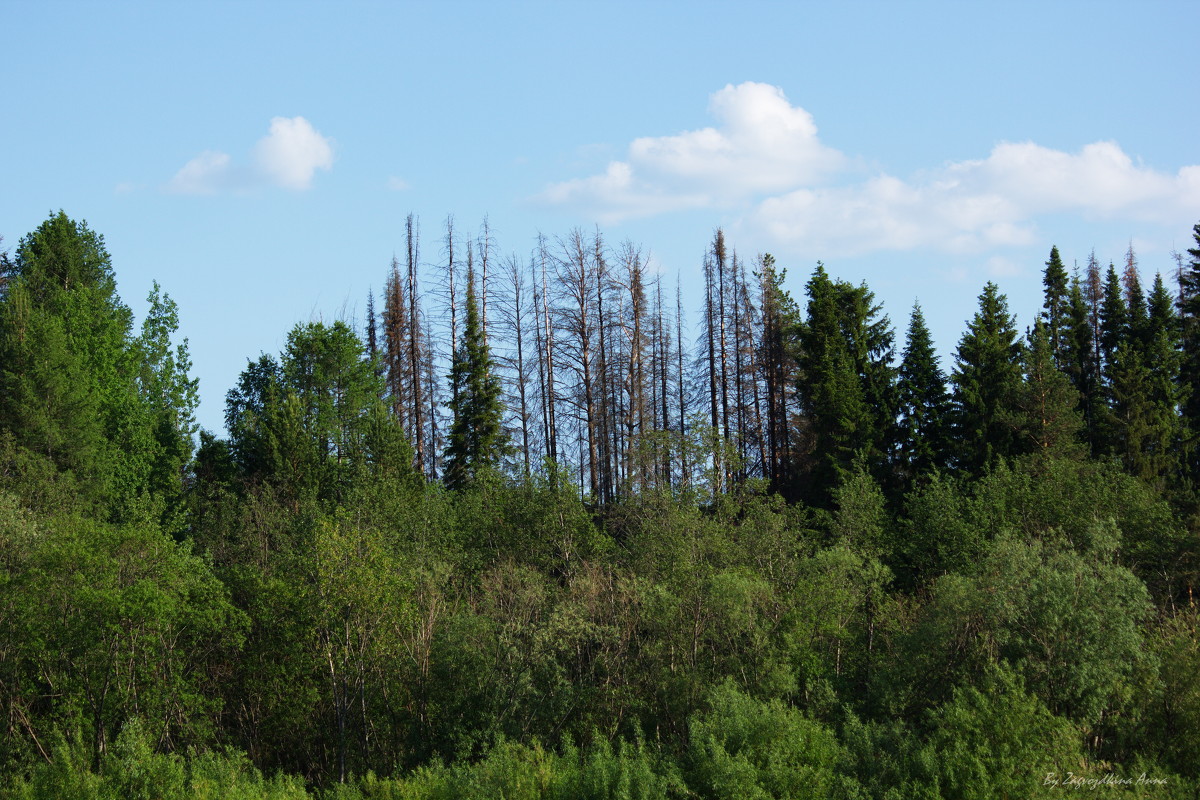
915;664;1083;800
1147;611;1200;779
5;212;1198;797
0;212;197;527
0;511;246;774
889;528;1151;727
224;322;412;505
5;722;309;800
686;681;857;799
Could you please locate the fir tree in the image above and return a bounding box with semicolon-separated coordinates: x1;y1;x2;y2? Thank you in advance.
1062;276;1102;454
796;264;895;505
951;282;1024;473
896;302;951;484
1178;222;1200;483
1008;320;1084;459
444;259;507;489
1099;264;1129;382
1041;246;1070;364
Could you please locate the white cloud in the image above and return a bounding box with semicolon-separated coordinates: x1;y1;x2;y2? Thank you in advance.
386;175;410;191
167;150;234;195
167;117;333;194
252;116;334;190
541;82;845;222
543;83;1200;257
749;140;1200;257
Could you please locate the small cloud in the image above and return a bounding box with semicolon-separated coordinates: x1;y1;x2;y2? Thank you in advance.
168;150;234;195
985;255;1024;278
167;117;333;195
386;176;410;191
252;116;333;190
114;181;139;195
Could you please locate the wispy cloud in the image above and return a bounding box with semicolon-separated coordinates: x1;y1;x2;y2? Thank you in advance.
167;116;333;194
543;83;1200;256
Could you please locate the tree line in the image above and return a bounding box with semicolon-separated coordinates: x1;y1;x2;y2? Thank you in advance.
0;210;1198;798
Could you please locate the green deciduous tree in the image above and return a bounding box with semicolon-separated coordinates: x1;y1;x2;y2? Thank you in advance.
0;212;198;526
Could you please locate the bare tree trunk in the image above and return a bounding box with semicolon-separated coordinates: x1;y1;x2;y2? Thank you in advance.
714;230;731;488
502;253;532;478
384;256;411;437
593;230;613;502
445;216;459;407
704;253;720;491
656;278;672;488
425;315;439;480
731;250;746;481
479;216;493;339
677;279;689;490
540;236;558;468
406;214;425;474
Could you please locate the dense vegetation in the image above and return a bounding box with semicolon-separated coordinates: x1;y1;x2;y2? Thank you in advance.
1;211;1198;798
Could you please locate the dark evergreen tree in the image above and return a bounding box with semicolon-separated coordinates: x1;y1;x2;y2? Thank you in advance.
1062;276;1103;454
1099;263;1129;377
951;282;1023;473
1008;320;1084;459
1133;273;1187;492
444;259;507;489
1178;222;1200;484
895;302;951;485
1041;245;1070;364
795;264;895;505
1123;244;1149;352
1096;263;1132;458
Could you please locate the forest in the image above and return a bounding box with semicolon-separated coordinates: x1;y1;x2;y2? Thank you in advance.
0;210;1197;798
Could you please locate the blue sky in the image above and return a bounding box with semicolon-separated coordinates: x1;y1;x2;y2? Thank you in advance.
4;0;1198;433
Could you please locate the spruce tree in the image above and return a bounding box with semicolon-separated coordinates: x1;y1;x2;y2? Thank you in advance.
1041;246;1070;364
444;259;507;489
1123;245;1149;352
1178;222;1200;483
951;282;1024;473
1097;264;1130;457
1134;273;1187;491
1062;277;1102;454
796;264;894;505
1098;264;1128;370
1008;320;1084;459
896;302;951;484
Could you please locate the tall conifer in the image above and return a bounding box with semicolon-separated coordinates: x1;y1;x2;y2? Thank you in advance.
896;302;951;484
951;282;1023;473
445;259;507;489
